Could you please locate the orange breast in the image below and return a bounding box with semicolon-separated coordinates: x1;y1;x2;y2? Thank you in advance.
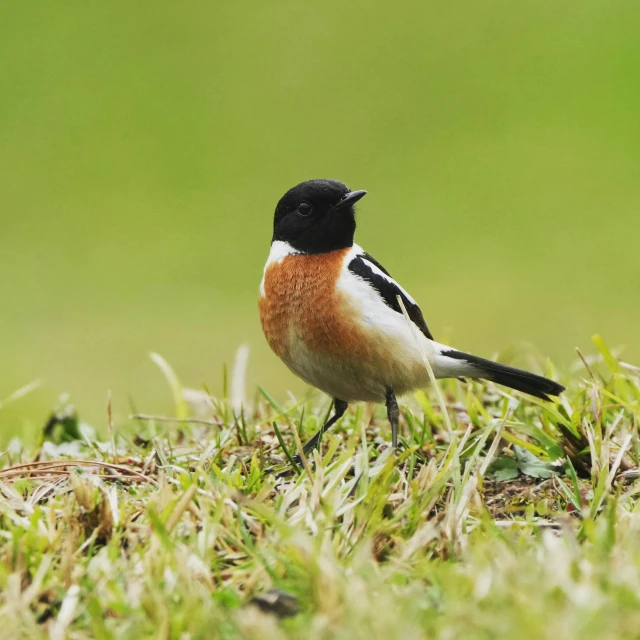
258;249;363;362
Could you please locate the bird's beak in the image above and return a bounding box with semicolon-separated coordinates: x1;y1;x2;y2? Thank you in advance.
331;190;367;212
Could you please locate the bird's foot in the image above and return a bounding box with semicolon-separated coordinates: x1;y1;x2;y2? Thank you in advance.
291;444;315;468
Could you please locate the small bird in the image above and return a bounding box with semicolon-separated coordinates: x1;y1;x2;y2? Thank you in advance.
259;179;564;458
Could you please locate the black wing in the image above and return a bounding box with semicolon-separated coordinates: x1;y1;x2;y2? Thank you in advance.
348;252;435;341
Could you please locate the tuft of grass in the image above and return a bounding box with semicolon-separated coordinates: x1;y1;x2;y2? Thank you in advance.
1;340;640;638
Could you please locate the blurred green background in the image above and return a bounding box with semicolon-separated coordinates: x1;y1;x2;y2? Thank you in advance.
2;0;639;435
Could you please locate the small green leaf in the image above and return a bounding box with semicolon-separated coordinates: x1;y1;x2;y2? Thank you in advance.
488;456;519;481
514;446;559;478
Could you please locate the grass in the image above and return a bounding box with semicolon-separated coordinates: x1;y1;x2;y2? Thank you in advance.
2;337;640;638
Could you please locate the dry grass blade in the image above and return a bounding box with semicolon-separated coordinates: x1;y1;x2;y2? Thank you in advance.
0;459;157;485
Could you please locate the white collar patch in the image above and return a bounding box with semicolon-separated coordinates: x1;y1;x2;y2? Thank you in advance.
265;240;299;266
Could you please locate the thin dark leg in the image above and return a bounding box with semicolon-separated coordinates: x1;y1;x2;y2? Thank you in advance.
294;399;348;463
386;388;400;449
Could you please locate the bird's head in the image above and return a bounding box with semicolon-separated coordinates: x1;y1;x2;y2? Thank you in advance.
272;179;367;254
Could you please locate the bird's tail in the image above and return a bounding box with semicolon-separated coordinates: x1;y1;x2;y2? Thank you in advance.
433;346;564;401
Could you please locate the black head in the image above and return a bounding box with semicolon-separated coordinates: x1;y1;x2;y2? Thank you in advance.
272;179;367;254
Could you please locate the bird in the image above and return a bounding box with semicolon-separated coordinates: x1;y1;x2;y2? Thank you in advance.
258;179;564;459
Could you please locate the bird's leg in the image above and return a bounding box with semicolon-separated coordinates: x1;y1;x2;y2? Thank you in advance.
386;388;400;449
294;399;348;464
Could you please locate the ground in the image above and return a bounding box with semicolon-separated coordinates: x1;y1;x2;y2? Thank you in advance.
1;337;640;639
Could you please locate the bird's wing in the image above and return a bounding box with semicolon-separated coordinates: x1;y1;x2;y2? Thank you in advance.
347;249;435;341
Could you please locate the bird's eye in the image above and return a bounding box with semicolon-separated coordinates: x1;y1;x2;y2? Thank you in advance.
296;201;312;217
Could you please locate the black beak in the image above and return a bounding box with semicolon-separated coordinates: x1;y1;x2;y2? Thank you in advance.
331;190;367;212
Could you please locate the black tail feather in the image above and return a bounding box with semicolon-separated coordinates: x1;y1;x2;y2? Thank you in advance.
441;350;565;401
